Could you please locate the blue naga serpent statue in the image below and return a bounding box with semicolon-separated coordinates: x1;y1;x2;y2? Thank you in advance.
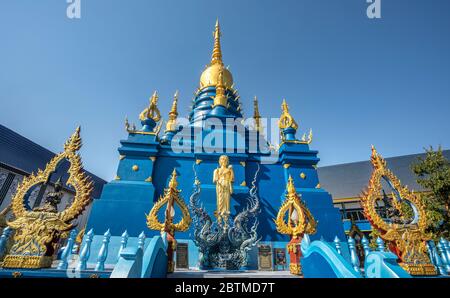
189;164;260;270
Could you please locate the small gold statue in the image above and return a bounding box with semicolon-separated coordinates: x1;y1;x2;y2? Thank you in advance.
213;155;234;226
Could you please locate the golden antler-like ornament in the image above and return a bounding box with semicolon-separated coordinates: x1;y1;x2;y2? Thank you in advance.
146;169;191;273
360;146;436;276
2;127;93;269
275;176;316;275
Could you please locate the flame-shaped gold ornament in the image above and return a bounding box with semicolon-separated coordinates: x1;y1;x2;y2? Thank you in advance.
360;146;437;276
146;169;191;272
2;127;93;269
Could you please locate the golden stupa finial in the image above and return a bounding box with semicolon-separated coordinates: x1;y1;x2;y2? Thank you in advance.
165;91;179;132
213;67;227;107
279;99;298;130
281;99;289;113
199;19;233;89
211;18;223;65
140;90;161;122
253;96;262;132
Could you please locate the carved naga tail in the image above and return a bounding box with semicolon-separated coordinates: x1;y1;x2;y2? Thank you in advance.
229;164;261;254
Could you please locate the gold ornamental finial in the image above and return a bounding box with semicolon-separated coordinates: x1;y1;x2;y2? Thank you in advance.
253;96;262;132
165;91;179;132
213;67;227;107
287;175;296;195
279;99;298;130
140;91;161;122
211;19;223;65
169;168;178;189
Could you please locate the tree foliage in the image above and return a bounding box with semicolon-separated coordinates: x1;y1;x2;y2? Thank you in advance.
411;146;450;239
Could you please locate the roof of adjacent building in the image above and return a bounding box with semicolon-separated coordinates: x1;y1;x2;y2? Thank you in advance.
0;124;106;198
318;149;450;200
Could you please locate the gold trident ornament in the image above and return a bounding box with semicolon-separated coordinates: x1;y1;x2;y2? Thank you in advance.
275;175;316;275
2;127;93;269
360;146;437;276
146;169;191;273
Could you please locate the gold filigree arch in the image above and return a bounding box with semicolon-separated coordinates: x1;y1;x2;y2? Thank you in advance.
275;176;317;238
146;170;191;234
10;127;93;221
3;127;94;269
360;146;436;276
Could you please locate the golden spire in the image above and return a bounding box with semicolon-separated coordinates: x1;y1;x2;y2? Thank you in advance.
287;175;296;196
168;168;178;189
211;19;223;65
165;91;179;132
253;96;262;132
199;20;233;89
140;91;161;122
279;99;298;130
213;67;227;107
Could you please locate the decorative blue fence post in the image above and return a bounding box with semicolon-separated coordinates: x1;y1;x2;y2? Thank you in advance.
376;237;385;252
333;236;341;255
440;238;450;273
57;229;77;270
429;241;446;275
348;236;361;273
77;229;94;271
95;229;111;271
437;241;450;274
138;231;146;250
361;236;370;258
0;227;12;259
118;230;129;258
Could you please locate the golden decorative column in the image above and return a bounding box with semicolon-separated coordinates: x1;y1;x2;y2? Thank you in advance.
275;175;317;275
146;169;191;273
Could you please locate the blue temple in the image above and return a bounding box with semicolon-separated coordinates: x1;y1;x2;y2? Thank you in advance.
85;20;346;269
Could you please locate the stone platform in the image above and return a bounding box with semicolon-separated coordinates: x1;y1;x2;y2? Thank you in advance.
168;270;300;278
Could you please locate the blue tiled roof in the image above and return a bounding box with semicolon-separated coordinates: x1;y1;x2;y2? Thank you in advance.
318;150;450;199
0;124;106;198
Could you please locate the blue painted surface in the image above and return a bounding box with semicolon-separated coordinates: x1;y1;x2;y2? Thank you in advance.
300;235;361;278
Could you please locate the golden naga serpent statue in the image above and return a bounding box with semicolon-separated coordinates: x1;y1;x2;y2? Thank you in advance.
360;146;436;276
2;127;93;269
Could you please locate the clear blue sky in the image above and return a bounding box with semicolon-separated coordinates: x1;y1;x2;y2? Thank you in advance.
1;0;449;180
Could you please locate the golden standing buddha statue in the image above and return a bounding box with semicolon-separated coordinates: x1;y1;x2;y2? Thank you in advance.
213;155;234;226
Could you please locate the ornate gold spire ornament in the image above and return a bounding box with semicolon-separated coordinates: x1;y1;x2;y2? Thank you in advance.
278;99;299;131
199;19;233;89
165;90;179;132
211;19;223;65
360;146;437;276
146;169;191;273
253;96;262;132
276;176;317;238
213;67;228;107
275;176;316;275
2;127;94;269
139;91;161;122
